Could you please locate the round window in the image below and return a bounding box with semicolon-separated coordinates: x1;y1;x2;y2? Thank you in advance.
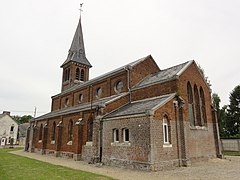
115;81;123;93
79;94;83;103
96;87;102;98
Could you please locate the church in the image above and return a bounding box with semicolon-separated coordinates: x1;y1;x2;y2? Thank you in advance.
26;13;222;171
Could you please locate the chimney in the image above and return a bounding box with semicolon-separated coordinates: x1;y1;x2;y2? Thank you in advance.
3;111;11;116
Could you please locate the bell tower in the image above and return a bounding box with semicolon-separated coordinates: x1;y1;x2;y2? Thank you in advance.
61;14;92;92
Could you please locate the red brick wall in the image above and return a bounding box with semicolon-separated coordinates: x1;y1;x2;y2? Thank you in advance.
132;80;178;101
61;63;90;92
103;95;129;114
178;62;216;159
152;99;180;169
73;87;89;105
130;56;160;87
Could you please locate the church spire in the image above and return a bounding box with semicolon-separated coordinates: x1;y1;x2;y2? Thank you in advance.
61;9;92;68
61;5;92;92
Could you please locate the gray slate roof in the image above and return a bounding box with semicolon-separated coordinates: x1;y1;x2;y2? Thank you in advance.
19;123;29;137
61;18;92;67
103;93;175;119
135;61;192;88
35;93;128;121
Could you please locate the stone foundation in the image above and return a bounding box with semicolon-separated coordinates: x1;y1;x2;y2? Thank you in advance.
102;158;152;171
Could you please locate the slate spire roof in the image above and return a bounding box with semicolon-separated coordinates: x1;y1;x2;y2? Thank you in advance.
61;17;92;67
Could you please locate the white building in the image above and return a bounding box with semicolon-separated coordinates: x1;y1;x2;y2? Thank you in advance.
0;111;19;146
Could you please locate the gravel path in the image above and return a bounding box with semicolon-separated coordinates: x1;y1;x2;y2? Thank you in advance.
11;150;240;180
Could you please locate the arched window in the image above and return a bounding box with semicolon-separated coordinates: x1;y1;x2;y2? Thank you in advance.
200;87;207;126
87;118;93;142
76;68;80;80
39;124;43;141
68;120;73;142
80;69;84;81
113;129;119;142
163;115;171;144
194;85;202;126
51;122;56;141
187;82;195;126
122;128;129;142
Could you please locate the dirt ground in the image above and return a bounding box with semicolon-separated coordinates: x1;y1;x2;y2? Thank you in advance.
11;150;240;180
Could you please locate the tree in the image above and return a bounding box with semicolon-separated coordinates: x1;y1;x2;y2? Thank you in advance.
226;85;240;136
212;93;227;137
212;93;221;110
198;64;211;87
12;115;33;124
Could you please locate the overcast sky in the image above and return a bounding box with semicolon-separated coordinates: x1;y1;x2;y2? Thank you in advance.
0;0;239;116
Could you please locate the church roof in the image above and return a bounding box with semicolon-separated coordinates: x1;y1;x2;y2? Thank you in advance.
35;93;128;121
54;55;152;97
134;61;193;89
61;17;92;68
103;93;176;120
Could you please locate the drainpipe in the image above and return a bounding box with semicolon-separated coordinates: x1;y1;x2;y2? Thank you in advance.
173;99;180;166
125;65;132;103
146;110;155;170
95;115;103;163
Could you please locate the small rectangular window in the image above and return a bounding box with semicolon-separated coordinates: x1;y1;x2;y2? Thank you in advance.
10;126;14;131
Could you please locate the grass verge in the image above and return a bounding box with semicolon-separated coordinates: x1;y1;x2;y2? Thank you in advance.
0;148;113;180
223;151;240;156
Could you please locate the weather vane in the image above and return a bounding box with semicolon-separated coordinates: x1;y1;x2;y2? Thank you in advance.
79;3;83;16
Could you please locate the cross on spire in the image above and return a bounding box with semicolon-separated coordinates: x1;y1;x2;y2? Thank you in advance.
79;3;83;17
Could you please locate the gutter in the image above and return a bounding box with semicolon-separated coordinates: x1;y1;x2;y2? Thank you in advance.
124;65;132;103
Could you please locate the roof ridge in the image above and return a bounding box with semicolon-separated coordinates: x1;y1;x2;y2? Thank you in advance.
160;60;190;72
54;55;151;97
132;93;176;104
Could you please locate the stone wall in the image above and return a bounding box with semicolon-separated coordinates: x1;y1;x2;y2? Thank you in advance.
221;139;240;152
102;116;151;170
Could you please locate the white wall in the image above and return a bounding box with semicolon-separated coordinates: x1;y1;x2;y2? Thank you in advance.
0;115;19;145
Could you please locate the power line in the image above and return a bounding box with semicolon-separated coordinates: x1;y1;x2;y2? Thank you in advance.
0;109;47;114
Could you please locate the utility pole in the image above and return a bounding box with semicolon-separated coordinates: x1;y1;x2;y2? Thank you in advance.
34;106;37;118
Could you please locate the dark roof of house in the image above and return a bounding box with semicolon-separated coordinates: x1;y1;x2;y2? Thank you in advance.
54;55;152;97
103;93;175;119
19;123;29;137
35;93;128;121
61;17;92;68
134;61;192;88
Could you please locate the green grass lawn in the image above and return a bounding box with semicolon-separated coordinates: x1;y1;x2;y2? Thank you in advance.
223;151;240;156
0;148;113;180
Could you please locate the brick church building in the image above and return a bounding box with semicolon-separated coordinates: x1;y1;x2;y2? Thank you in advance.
26;14;222;171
